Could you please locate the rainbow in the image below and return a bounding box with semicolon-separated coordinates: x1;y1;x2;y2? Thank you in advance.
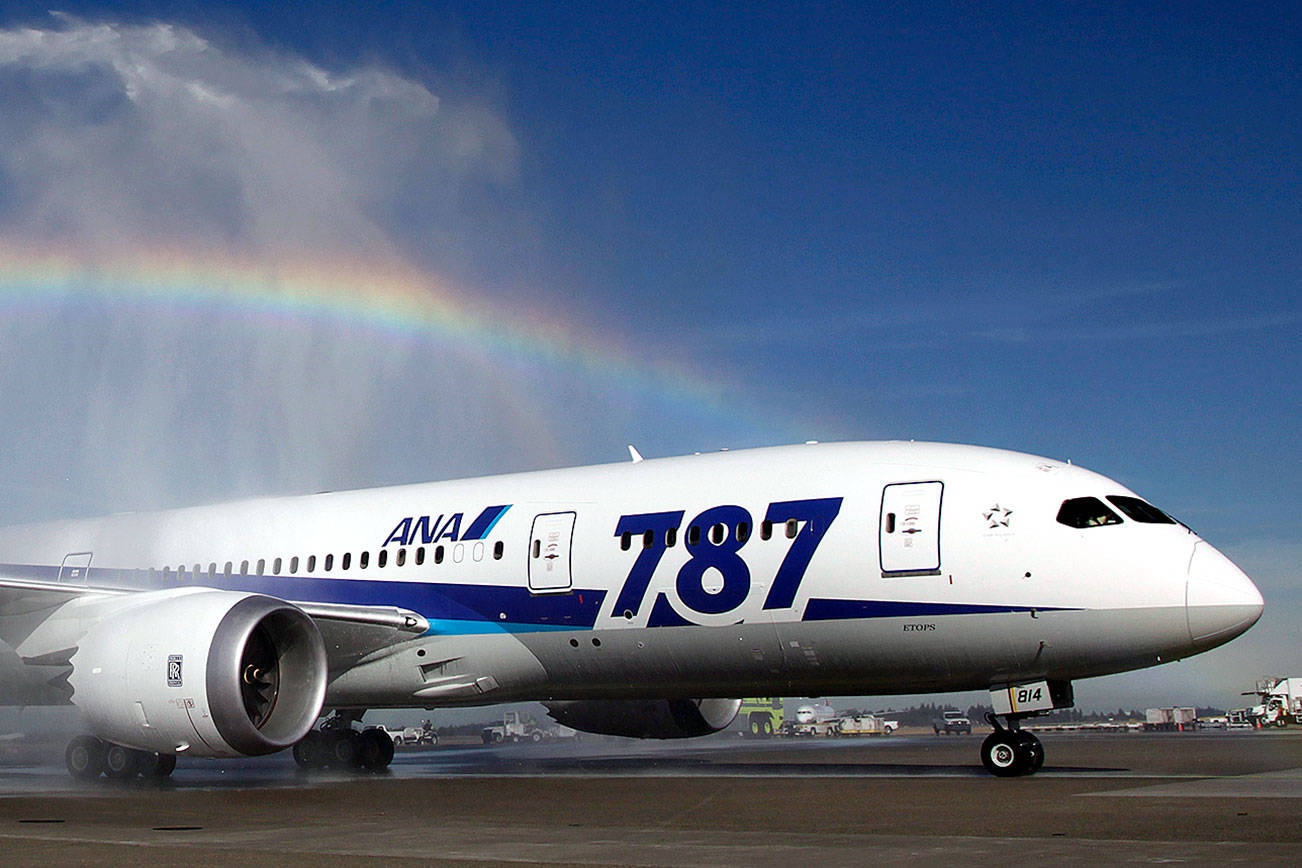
0;242;791;445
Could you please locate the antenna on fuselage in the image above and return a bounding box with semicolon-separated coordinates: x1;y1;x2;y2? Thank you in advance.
628;445;644;464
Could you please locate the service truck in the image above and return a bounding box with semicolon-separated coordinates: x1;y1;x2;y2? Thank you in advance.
481;711;546;744
1248;677;1302;727
783;703;840;737
932;710;972;735
836;713;897;736
739;697;784;737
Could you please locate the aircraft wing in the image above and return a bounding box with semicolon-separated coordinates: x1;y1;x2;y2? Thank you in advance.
0;576;428;670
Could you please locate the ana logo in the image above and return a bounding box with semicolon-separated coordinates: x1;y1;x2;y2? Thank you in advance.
383;505;511;547
167;654;183;687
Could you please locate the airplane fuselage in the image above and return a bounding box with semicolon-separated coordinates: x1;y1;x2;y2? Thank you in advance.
0;442;1262;711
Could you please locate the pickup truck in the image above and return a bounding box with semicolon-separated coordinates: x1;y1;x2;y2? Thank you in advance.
932;710;972;735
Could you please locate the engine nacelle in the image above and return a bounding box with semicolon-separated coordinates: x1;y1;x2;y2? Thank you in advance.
68;589;327;757
544;698;741;739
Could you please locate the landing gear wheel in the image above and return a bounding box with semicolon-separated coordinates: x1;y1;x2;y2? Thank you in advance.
1016;731;1045;774
103;743;142;779
981;730;1026;777
66;735;105;781
326;730;360;768
356;729;394;771
140;752;177;778
293;731;326;768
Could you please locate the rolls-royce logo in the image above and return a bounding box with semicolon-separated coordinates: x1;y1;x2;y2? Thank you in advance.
167;654;183;687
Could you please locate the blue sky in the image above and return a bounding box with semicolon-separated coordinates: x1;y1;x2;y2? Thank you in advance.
0;2;1296;708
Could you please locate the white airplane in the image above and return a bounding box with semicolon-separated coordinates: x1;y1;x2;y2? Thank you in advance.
0;441;1262;778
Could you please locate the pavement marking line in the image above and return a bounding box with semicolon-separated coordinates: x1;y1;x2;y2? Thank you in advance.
1084;768;1302;799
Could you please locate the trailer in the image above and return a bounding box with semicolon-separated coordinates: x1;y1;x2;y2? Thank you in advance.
1143;707;1197;731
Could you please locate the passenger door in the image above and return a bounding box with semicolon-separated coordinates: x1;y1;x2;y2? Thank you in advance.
528;512;576;594
879;482;943;576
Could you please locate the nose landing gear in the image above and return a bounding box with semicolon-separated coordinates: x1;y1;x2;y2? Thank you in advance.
981;713;1044;777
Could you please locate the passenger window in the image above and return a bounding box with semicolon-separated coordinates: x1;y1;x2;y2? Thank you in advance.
786;519;798;539
176;566;184;581
736;522;750;543
342;552;351;570
643;529;655;549
240;560;249;576
687;525;701;546
416;547;425;566
273;557;282;575
1056;497;1123;528
324;554;334;571
377;550;388;568
494;541;504;560
307;555;316;573
257;558;266;575
360;551;370;569
396;548;406;567
208;562;217;579
435;545;445;564
760;520;772;541
666;527;677;548
224;562;232;579
290;556;299;574
533;539;541;559
1106;496;1176;524
620;532;632;551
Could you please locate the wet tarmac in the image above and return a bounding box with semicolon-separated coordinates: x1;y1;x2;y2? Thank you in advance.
2;729;1301;864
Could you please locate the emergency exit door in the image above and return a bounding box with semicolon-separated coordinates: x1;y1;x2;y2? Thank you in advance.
879;481;943;576
528;512;576;593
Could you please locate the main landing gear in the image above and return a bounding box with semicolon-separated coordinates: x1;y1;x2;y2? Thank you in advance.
292;710;395;773
980;713;1044;777
65;735;177;781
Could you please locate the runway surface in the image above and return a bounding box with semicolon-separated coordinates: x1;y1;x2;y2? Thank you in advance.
2;729;1301;864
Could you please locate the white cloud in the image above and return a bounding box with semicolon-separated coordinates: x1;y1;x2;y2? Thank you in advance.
0;15;519;264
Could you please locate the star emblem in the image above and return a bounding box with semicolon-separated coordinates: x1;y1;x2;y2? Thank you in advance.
984;504;1013;528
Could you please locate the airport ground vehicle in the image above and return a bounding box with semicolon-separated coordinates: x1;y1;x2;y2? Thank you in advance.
739;697;784;737
933;710;972;735
783;703;840;736
836;713;896;736
1144;707;1197;731
482;711;546;744
393;722;438;746
1247;678;1302;727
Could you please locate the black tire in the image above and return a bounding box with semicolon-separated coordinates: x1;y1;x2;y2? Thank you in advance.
749;716;762;737
356;728;394;771
1016;731;1045;774
141;752;177;778
531;731;543;743
981;731;1026;777
326;730;359;768
293;731;325;768
66;735;105;781
761;718;773;737
103;744;141;780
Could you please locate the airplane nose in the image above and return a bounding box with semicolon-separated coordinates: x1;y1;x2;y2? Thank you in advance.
1186;541;1264;649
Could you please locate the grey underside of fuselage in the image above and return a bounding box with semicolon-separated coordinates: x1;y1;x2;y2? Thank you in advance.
322;606;1194;708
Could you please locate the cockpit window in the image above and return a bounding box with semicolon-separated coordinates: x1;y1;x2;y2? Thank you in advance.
1106;496;1176;524
1056;497;1122;528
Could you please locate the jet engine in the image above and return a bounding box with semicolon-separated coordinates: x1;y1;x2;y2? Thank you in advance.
67;589;327;757
544;698;742;739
